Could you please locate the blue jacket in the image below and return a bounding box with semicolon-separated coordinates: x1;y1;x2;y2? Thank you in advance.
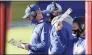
73;34;85;55
49;21;74;55
28;20;51;55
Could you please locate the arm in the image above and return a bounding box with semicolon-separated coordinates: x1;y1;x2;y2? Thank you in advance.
50;26;66;54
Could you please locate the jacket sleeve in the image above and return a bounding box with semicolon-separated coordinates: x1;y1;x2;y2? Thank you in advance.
49;26;66;54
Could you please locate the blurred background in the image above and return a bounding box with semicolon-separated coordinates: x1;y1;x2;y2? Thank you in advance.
5;1;85;54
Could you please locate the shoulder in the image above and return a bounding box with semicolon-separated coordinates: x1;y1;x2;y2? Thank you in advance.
36;22;44;30
36;21;50;29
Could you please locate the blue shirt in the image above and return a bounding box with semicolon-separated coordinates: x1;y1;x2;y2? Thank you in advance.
49;21;73;55
28;20;51;55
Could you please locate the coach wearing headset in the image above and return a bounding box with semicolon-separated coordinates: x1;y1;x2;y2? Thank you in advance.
17;4;51;55
47;2;74;55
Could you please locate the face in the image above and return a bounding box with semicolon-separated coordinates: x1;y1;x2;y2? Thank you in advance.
35;10;43;21
26;14;34;21
72;22;79;30
26;10;43;22
50;10;61;22
52;10;61;16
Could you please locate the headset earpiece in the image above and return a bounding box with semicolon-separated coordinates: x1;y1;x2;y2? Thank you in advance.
29;5;36;17
30;11;36;17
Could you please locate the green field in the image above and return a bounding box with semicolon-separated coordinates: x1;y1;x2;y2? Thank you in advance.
11;1;36;21
6;26;34;54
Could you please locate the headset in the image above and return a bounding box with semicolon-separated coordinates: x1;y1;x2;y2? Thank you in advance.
51;2;58;12
28;5;36;17
53;2;58;11
73;16;85;37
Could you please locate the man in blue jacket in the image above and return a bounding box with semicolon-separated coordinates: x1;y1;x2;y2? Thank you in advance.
46;2;74;55
72;16;85;55
17;4;51;55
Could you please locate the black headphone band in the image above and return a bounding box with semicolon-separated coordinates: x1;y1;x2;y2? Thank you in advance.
52;2;58;11
54;3;58;10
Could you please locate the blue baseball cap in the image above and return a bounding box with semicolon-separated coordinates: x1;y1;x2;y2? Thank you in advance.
23;4;40;19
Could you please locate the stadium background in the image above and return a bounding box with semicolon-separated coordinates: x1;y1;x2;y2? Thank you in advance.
6;1;85;54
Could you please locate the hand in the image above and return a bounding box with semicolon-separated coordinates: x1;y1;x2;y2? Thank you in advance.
24;43;30;50
17;40;24;49
17;40;30;50
55;21;63;31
